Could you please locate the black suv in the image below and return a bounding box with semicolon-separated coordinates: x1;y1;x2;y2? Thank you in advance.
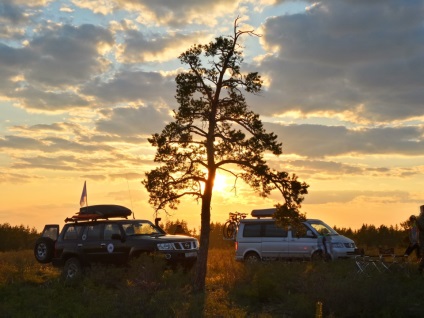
34;205;199;279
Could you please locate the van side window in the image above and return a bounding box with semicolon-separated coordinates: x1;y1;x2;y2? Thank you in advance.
264;223;287;237
243;224;262;237
292;224;308;238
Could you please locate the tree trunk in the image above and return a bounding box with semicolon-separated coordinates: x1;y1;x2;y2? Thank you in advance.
193;183;213;291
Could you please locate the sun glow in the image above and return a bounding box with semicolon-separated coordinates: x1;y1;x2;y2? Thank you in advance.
213;173;231;193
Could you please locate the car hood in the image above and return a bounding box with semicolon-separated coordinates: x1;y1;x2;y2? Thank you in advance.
130;234;197;242
155;234;197;242
332;235;355;244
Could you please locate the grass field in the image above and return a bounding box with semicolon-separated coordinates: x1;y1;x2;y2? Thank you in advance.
1;248;423;317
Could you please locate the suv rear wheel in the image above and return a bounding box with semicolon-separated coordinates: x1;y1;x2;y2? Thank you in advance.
63;257;82;280
34;237;55;264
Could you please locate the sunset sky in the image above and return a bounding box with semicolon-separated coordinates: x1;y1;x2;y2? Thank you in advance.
1;0;423;233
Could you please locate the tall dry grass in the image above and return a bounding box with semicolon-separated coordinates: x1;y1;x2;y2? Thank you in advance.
1;248;424;317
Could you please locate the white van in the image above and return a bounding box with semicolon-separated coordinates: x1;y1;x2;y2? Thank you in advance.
235;209;357;262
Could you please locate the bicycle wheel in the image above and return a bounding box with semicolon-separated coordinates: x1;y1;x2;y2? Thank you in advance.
223;221;237;239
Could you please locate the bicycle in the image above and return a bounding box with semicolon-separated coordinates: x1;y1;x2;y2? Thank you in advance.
223;212;247;239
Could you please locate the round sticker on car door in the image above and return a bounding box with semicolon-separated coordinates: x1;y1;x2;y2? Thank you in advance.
107;243;114;253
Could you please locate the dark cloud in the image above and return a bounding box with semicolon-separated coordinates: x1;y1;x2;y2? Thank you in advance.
0;43;34;82
257;0;424;121
289;159;364;175
119;29;206;63
11;122;75;132
109;172;144;180
12;154;124;171
303;190;417;205
0;171;41;184
80;174;107;181
12;85;90;111
27;24;114;87
96;104;172;136
286;159;421;179
0;1;25;24
12;155;84;171
0;23;114;111
0;135;114;153
0;135;47;151
82;70;175;105
266;123;424;157
117;0;239;26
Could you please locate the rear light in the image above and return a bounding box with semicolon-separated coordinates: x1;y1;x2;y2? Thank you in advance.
235;241;238;251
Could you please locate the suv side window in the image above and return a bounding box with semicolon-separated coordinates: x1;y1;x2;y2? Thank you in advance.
63;225;83;240
243;223;262;237
83;224;102;240
264;223;287;237
104;224;121;240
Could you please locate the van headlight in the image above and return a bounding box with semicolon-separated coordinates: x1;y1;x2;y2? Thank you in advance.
332;242;344;248
157;243;174;250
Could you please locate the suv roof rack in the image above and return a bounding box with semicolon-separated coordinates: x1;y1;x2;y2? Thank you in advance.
251;208;276;218
65;204;132;223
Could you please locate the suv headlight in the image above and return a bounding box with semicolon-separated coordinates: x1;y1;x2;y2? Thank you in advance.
157;243;174;250
332;242;344;248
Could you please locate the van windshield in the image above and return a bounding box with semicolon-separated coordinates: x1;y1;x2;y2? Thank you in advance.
307;220;338;236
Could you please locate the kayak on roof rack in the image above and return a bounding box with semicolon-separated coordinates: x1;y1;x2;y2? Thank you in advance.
65;204;132;222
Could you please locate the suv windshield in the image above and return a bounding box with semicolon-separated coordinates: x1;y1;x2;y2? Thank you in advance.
122;221;163;236
307;220;338;236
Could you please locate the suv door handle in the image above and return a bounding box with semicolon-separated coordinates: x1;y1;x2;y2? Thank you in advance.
77;244;83;247
100;243;106;247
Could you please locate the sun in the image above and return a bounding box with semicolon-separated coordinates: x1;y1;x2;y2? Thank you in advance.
213;173;229;192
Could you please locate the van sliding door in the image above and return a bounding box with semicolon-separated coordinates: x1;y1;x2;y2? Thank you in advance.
288;225;316;259
261;223;288;260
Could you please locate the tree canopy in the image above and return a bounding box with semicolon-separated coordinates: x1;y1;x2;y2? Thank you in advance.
143;18;309;291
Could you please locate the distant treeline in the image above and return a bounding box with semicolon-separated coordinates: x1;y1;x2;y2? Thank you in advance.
0;223;39;252
334;223;408;250
0;221;410;252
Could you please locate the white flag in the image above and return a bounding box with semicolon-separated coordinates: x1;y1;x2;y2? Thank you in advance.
80;181;87;207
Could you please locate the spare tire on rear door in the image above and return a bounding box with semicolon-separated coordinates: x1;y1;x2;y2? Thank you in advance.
34;237;55;264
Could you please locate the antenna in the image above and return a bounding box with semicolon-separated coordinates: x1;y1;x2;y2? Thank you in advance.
125;174;135;219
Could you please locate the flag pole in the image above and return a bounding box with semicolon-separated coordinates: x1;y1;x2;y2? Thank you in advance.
80;181;88;209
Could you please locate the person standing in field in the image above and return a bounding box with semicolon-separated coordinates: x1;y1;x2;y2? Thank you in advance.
416;206;424;273
404;215;421;259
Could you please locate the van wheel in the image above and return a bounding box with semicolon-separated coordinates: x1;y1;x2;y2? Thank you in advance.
34;237;54;264
245;252;261;263
311;250;332;262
